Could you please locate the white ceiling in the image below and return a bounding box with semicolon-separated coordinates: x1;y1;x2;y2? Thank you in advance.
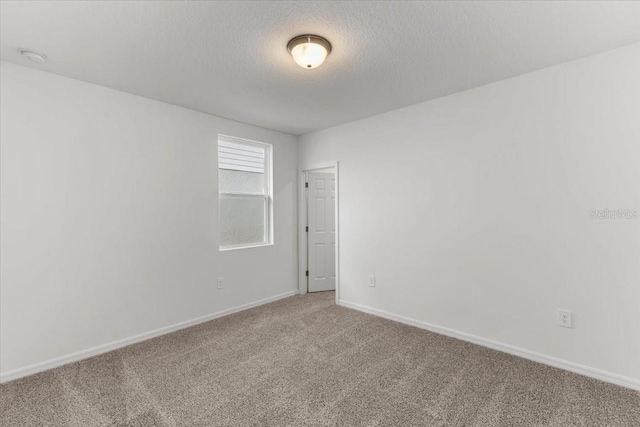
2;1;640;135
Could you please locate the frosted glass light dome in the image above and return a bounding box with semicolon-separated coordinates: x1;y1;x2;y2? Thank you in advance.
287;35;332;69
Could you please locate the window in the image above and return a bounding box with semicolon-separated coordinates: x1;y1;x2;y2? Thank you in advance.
218;135;272;250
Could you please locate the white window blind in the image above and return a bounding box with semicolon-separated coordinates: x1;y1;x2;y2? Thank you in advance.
218;139;265;173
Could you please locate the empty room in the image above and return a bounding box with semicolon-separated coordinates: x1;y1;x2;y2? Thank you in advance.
1;1;639;426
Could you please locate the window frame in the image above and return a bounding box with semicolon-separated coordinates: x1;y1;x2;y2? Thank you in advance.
218;134;273;251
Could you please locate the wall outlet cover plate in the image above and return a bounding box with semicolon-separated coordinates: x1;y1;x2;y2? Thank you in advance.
557;309;572;328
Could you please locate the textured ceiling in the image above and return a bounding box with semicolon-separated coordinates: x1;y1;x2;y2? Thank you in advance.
2;1;640;135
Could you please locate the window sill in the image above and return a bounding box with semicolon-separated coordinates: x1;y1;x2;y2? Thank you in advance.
219;242;273;252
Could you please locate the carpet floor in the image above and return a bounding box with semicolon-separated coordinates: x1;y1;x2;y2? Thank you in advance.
1;291;639;426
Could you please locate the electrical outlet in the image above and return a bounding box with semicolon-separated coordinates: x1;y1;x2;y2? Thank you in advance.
557;309;572;328
368;275;376;287
217;277;224;290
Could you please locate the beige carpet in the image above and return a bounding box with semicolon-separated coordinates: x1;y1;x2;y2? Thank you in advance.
1;291;639;426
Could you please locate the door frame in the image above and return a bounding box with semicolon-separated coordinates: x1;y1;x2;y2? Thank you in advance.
298;162;340;304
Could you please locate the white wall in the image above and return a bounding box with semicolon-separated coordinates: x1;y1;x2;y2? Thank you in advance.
0;62;298;378
299;43;640;387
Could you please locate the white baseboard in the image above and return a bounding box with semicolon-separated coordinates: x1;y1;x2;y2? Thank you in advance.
338;299;640;391
0;290;299;384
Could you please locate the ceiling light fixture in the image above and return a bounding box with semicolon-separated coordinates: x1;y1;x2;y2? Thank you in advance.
21;50;47;64
287;35;331;69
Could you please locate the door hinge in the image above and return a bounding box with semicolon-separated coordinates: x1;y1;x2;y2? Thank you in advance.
305;270;309;277
305;226;309;232
305;182;309;188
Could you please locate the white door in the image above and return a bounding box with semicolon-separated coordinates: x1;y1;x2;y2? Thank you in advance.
307;172;336;292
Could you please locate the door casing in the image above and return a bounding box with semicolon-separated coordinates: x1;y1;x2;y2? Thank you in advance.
298;162;340;304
